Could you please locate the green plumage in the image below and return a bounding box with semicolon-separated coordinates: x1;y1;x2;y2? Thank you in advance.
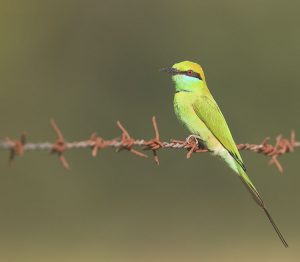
193;94;246;170
163;60;288;247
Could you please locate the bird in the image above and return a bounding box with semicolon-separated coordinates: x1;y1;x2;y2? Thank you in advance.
161;60;288;247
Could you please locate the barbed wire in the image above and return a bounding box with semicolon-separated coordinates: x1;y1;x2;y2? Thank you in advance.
2;116;299;173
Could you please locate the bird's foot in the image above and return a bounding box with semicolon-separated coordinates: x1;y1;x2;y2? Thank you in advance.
185;135;203;148
185;135;207;159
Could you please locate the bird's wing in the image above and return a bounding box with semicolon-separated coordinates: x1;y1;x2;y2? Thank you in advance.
193;95;246;171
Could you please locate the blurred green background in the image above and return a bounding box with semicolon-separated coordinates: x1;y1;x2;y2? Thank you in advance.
0;0;299;261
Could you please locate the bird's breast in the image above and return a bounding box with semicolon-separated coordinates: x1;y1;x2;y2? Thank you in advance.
174;93;205;134
173;92;220;150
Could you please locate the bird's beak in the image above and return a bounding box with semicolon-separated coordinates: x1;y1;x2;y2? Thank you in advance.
160;67;179;75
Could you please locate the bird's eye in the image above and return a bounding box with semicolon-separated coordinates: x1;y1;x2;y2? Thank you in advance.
187;70;193;76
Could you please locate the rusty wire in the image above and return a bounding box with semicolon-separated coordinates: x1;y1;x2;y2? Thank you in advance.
2;116;299;173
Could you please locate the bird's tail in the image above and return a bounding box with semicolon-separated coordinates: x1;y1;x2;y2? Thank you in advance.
237;166;288;247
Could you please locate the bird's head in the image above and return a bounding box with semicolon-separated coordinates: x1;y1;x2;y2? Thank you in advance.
161;61;206;92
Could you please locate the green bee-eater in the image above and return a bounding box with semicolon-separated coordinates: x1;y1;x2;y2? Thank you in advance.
162;60;288;247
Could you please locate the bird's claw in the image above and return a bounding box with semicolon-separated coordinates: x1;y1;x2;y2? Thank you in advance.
186;135;202;147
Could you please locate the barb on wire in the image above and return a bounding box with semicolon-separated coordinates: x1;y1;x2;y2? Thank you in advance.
6;133;26;165
50;119;70;170
143;116;163;165
116;121;148;158
1;116;299;173
237;131;297;173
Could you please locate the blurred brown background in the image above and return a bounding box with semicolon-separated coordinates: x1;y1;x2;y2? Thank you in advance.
0;0;299;261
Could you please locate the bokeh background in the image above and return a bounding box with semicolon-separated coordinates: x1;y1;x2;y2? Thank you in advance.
0;0;299;261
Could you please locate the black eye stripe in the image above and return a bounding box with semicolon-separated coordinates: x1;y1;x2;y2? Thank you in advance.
180;70;202;80
185;71;201;79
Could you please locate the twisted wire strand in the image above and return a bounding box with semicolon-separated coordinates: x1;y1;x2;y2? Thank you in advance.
1;117;298;172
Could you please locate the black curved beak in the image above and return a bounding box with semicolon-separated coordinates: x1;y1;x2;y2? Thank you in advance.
160;67;179;75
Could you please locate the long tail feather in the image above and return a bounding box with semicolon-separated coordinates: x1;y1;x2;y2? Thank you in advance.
238;169;288;247
263;207;288;247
